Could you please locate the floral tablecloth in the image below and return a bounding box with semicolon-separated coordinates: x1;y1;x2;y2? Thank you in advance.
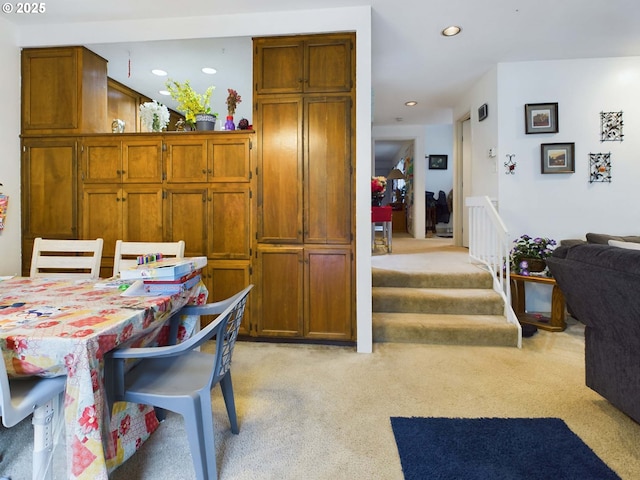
0;276;207;480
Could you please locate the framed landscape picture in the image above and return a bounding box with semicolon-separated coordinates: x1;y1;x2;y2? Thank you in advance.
541;142;574;174
525;102;558;134
428;154;448;170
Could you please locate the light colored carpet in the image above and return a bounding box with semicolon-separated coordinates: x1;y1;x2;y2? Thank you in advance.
2;322;640;479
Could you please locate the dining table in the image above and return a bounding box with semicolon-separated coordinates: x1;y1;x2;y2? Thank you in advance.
0;275;207;480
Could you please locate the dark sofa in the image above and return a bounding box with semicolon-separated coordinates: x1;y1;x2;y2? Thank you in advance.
546;243;640;423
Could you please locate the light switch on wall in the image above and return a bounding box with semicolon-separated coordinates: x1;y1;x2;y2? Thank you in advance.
488;148;497;158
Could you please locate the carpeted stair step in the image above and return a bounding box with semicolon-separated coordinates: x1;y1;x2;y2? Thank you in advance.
372;268;493;289
372;312;519;346
372;287;504;316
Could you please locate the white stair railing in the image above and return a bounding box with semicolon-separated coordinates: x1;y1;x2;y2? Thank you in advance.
465;196;521;347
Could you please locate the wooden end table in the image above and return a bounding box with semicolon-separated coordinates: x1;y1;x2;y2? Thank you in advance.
510;273;567;332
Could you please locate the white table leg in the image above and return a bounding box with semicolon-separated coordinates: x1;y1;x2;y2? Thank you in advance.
32;392;63;480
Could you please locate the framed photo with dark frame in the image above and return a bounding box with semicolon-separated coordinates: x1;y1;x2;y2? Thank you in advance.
541;142;574;174
428;154;448;170
525;102;558;134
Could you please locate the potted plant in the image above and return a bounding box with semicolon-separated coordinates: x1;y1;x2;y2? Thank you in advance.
509;234;557;275
165;79;216;130
139;100;170;132
371;176;387;206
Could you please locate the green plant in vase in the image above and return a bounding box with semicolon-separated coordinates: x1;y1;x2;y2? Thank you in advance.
165;79;215;127
509;234;557;276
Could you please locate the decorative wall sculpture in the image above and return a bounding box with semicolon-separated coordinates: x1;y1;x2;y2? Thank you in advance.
589;153;612;183
600;111;623;142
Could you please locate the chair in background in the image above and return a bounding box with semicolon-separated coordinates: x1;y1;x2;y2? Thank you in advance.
30;238;104;279
106;285;253;480
112;240;185;277
0;353;66;480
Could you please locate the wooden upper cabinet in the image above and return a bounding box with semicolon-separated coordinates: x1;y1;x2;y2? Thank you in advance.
254;33;354;95
81;137;122;183
255;97;303;243
304;96;353;244
165;137;208;183
123;138;163;183
209;136;252;183
22;47;108;134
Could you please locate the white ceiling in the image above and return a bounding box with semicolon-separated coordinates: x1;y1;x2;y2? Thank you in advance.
6;0;640;166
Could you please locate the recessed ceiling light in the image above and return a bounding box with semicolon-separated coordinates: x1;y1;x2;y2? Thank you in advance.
202;67;217;75
159;90;170;96
151;69;167;76
405;101;418;107
441;25;462;37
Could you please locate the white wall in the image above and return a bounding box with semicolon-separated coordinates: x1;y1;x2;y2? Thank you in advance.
497;57;640;243
8;7;374;351
425;124;453;196
0;18;21;276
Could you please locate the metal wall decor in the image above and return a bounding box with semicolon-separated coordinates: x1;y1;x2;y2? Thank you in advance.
589;153;612;183
504;154;516;174
600;111;623;142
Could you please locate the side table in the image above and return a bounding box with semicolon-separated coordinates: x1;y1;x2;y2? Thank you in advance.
510;273;567;331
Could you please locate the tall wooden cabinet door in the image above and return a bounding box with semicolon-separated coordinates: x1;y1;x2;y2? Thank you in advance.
304;35;354;93
164;188;208;257
202;260;252;334
208;186;251;260
21;138;78;239
82;186;123;259
304;96;353;244
122;186;164;243
81;137;122;183
256;246;303;337
304;247;353;341
165;137;208;183
122;138;163;183
254;38;304;94
209;135;252;183
256;97;303;243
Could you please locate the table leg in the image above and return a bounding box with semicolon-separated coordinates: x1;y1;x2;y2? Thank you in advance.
32;392;63;480
550;284;566;330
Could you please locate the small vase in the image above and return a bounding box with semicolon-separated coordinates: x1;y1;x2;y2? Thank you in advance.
151;114;162;132
517;257;546;273
225;115;236;131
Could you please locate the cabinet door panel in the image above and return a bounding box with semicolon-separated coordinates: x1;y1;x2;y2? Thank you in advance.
82;138;122;183
254;39;304;94
256;98;303;243
256;247;303;337
165;138;208;183
209;137;251;182
165;188;208;257
122;186;164;243
305;38;353;93
208;186;251;259
305;97;352;244
202;261;251;334
123;139;163;183
82;186;122;260
22;139;77;238
304;247;353;340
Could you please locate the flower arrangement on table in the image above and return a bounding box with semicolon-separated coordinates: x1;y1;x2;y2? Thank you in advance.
371;176;387;206
509;234;557;276
139;100;170;132
165;79;215;126
226;89;242;116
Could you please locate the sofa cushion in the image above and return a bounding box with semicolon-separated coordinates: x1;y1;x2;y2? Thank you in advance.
609;239;640;250
586;232;640;244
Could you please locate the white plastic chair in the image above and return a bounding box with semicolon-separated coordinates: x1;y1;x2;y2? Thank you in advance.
112;240;185;277
106;285;253;480
30;238;104;279
0;353;66;480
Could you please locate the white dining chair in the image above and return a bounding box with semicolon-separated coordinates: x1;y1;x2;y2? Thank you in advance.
112;240;185;277
0;352;66;480
106;285;253;480
30;238;104;279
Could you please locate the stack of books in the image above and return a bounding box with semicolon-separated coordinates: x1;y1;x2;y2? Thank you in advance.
119;256;207;295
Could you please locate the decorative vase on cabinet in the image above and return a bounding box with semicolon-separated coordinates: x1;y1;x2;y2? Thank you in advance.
225;116;235;131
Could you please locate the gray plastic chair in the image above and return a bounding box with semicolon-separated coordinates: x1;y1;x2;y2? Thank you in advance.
0;351;66;480
106;285;253;480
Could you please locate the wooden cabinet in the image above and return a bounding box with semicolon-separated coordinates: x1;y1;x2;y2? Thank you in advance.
21;137;78;275
22;47;108;134
254;34;354;95
253;33;356;342
201;260;251;333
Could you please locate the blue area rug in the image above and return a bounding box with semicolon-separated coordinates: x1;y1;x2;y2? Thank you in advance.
391;417;620;480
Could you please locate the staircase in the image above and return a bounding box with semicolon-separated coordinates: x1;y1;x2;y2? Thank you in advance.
372;266;520;347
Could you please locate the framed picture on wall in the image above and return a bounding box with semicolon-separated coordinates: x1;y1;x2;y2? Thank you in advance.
541;142;574;174
525;102;558;134
428;154;448;170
